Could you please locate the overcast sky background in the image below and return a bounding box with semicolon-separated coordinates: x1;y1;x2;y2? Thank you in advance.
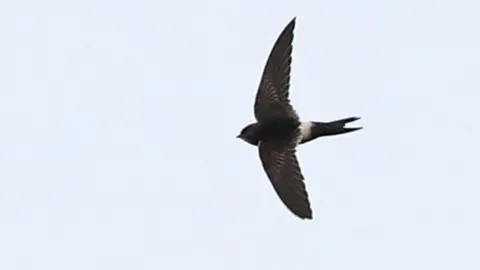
1;0;479;269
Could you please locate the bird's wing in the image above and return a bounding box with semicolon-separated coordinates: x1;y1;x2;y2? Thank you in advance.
258;130;312;219
254;17;299;123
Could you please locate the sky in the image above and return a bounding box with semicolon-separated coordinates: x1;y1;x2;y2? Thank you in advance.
1;0;479;269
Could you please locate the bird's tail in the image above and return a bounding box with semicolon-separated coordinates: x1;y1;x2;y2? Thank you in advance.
315;117;362;137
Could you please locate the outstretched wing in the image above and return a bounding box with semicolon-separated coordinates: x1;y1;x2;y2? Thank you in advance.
254;17;299;122
258;130;312;219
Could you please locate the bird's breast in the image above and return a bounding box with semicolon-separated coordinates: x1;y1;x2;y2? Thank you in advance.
258;118;300;141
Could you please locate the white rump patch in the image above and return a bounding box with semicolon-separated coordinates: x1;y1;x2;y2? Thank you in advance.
299;121;313;141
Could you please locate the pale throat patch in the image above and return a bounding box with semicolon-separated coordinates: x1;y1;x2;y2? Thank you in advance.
299;121;313;140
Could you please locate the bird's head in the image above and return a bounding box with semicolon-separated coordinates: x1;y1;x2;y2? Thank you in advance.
236;123;259;146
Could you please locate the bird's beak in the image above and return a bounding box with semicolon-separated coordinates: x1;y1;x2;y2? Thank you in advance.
236;134;241;139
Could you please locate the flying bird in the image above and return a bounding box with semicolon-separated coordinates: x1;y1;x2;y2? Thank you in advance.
237;17;362;220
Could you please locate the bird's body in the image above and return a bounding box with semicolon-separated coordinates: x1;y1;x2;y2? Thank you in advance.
240;117;361;147
237;118;299;146
237;17;361;220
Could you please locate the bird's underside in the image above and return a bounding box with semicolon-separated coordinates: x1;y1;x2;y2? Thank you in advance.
237;17;362;220
251;17;314;219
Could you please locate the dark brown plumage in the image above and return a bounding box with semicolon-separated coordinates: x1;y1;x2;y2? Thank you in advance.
254;17;299;122
237;17;362;220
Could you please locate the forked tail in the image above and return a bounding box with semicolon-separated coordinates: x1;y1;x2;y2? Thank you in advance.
314;117;362;137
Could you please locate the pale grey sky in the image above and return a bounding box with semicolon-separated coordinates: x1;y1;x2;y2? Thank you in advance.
1;0;479;269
